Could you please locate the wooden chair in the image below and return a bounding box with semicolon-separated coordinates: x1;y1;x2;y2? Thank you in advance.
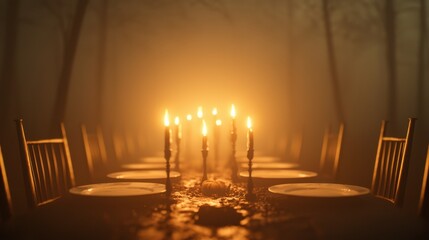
371;118;416;207
319;123;344;181
112;129;140;164
282;131;303;163
16;119;75;208
418;145;429;218
81;124;109;180
0;146;13;222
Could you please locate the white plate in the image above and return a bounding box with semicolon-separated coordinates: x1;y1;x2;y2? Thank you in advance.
268;183;370;197
107;170;181;180
69;182;165;197
240;162;299;169
239;170;317;179
238;156;281;163
122;163;175;170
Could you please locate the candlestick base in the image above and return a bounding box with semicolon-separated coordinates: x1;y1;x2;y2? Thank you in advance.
166;178;172;196
245;192;256;201
230;156;238;183
165;148;172;197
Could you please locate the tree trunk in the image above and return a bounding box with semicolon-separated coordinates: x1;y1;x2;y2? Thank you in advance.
286;1;295;121
96;0;108;124
322;0;344;123
417;0;426;120
51;0;89;132
385;0;396;122
0;0;20;143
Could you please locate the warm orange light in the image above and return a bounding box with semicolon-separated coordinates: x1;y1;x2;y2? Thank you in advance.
230;104;236;119
174;116;180;125
247;116;252;130
202;120;207;136
212;108;218;116
216;119;222;126
186;114;192;121
164;110;170;127
197;106;203;119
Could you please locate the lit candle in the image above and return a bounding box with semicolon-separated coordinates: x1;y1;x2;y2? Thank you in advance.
164;110;171;152
230;104;238;182
185;114;193;161
174;116;181;171
246;116;255;200
197;106;203;119
212;108;219;166
202;119;208;151
247;116;254;152
174;116;182;140
230;104;236;120
230;104;236;135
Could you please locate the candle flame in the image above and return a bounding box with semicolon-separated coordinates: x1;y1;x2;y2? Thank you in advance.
247;116;252;129
164;110;170;127
230;104;236;118
174;116;180;125
197;106;203;119
186;114;192;121
212;108;218;116
216;119;222;126
202;120;207;136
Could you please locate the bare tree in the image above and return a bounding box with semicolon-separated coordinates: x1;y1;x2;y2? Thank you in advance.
96;0;108;123
322;0;344;123
384;0;396;121
286;0;296;124
0;0;20;143
417;0;427;121
51;0;89;132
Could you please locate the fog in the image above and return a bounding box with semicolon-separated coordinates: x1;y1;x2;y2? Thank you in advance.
0;0;428;215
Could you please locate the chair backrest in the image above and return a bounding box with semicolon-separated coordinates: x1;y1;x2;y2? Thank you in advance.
283;131;303;163
81;124;109;180
418;145;429;218
16;119;75;208
0;146;13;222
112;129;140;164
319;123;344;181
371;118;416;207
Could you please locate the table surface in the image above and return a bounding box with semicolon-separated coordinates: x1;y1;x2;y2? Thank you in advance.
1;172;428;240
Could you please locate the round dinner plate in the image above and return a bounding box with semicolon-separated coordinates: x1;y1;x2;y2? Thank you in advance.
239;169;317;179
107;170;181;180
240;162;299;169
69;182;166;197
268;183;370;197
122;163;175;170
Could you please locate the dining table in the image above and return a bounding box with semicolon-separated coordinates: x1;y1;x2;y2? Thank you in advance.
1;170;428;240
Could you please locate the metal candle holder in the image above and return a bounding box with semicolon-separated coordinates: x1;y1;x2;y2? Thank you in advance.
245;141;256;200
202;135;208;182
214;123;219;170
174;126;181;172
230;119;238;182
165;127;172;196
